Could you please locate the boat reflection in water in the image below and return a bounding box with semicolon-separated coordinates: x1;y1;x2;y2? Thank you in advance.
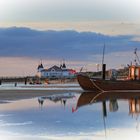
76;91;140;115
74;91;140;138
2;91;140;140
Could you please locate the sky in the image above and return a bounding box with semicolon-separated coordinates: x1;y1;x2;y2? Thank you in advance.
0;0;140;76
0;0;140;35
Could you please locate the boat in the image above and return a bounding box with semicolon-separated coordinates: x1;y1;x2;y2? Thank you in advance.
77;48;140;92
77;74;140;92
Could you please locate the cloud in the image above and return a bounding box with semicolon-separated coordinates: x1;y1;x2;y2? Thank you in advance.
1;21;140;35
0;27;140;76
0;27;140;61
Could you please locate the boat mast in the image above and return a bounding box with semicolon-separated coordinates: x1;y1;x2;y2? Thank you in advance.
102;43;105;65
102;43;106;80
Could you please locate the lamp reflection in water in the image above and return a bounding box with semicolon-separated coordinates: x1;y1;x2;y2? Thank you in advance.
129;98;140;131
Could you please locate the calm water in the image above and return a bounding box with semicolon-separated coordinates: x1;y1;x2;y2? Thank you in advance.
0;91;140;140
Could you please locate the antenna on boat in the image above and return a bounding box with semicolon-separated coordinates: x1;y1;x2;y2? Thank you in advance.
134;48;140;64
80;67;83;72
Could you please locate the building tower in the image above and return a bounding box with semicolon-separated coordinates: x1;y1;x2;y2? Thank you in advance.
37;60;44;77
62;59;66;70
37;60;44;72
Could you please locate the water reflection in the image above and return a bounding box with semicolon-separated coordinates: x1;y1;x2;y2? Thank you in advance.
76;91;140;114
109;99;118;112
1;91;140;139
129;99;140;116
75;91;140;139
37;93;76;108
38;97;44;106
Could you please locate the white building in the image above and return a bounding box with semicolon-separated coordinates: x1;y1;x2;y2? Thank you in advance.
37;62;76;79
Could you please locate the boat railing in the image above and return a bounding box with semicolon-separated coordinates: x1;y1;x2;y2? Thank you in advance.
91;76;128;81
116;76;128;80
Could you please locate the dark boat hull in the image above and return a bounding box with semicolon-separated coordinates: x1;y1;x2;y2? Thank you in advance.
77;74;140;91
77;74;98;91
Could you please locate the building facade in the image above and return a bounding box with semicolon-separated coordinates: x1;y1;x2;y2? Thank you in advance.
37;62;76;79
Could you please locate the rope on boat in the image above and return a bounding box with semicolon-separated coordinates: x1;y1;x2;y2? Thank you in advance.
90;79;105;92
